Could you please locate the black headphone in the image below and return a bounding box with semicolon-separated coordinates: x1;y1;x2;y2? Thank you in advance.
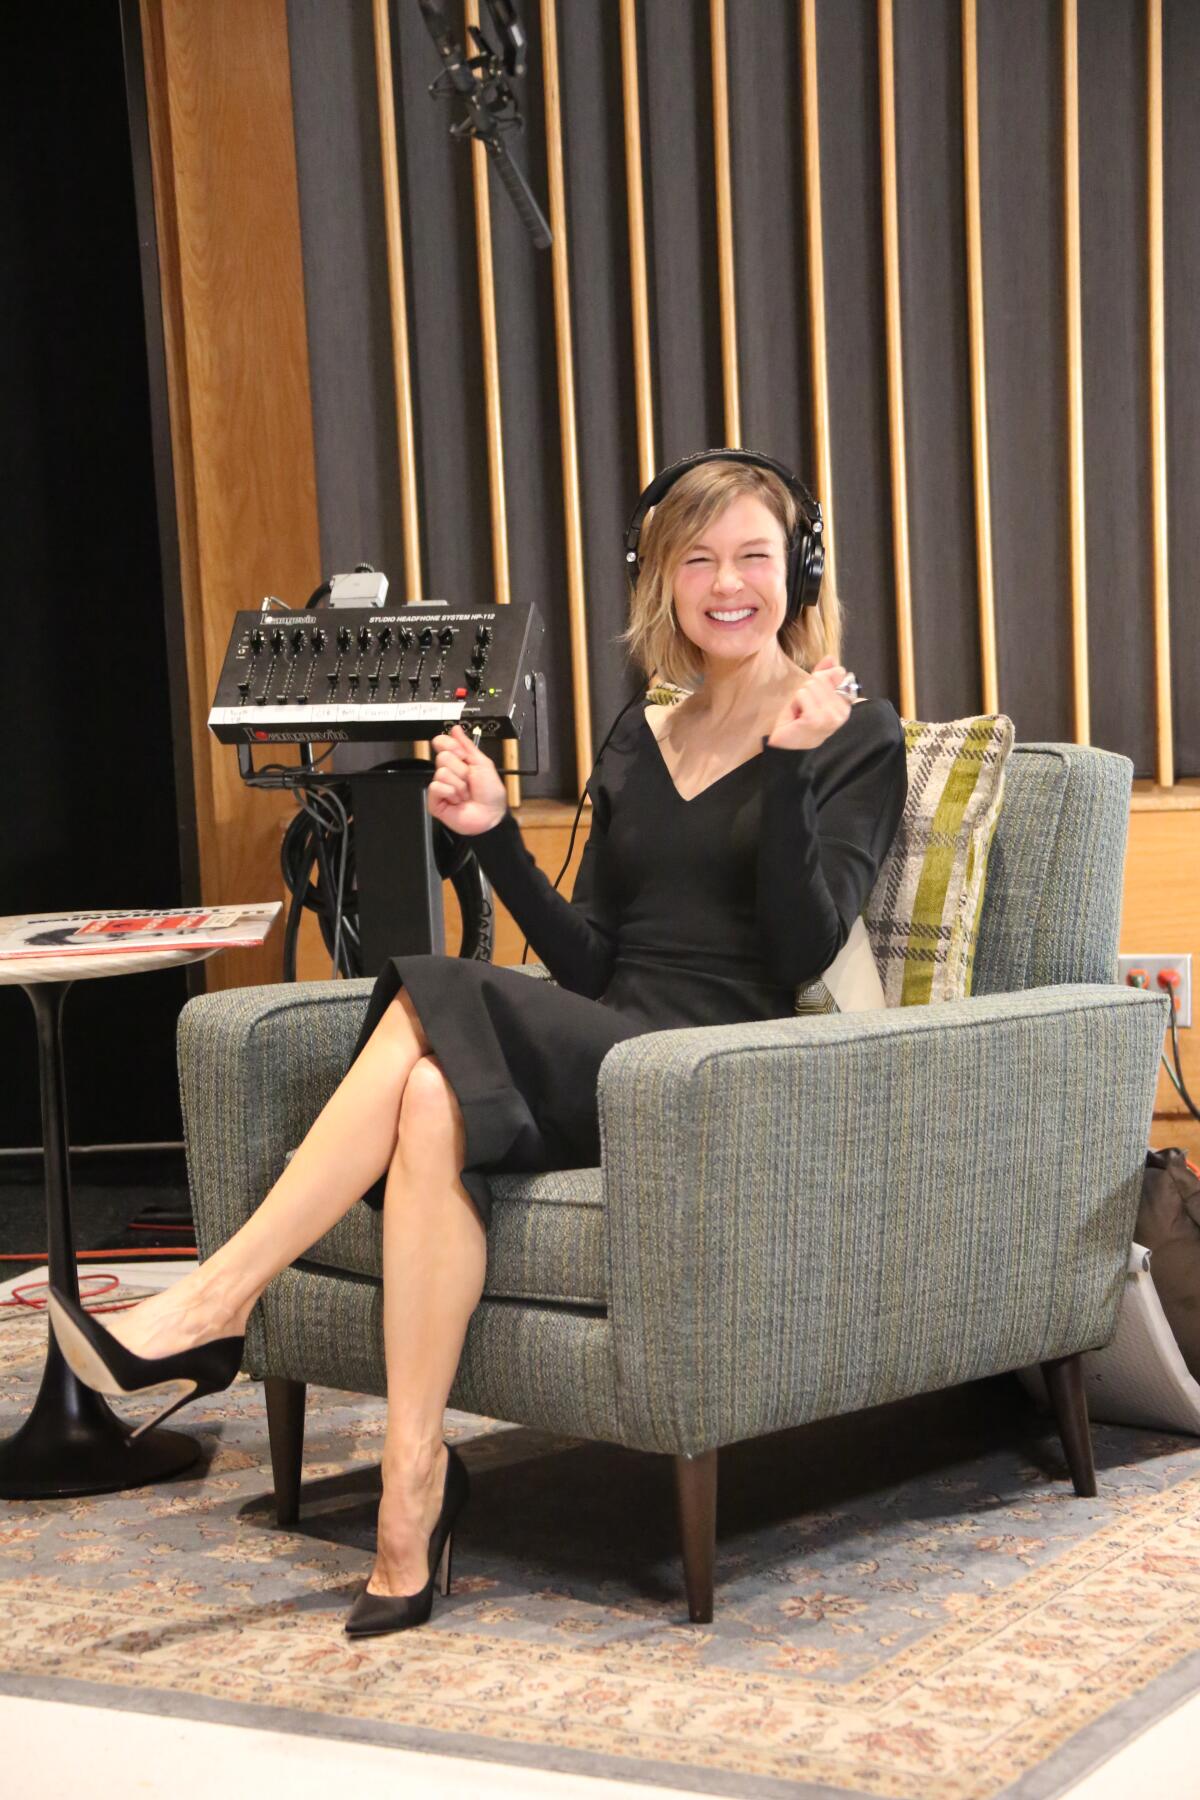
621;447;825;624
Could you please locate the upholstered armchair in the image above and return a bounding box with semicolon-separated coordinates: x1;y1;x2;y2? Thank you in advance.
179;742;1168;1621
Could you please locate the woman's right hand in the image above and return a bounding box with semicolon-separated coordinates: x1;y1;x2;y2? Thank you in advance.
428;724;509;835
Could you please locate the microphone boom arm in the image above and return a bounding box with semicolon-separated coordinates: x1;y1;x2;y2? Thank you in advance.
417;0;551;250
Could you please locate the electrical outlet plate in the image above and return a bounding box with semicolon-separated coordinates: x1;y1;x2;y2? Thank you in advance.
1117;953;1192;1028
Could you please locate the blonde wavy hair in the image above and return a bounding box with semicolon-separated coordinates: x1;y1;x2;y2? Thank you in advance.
617;459;843;691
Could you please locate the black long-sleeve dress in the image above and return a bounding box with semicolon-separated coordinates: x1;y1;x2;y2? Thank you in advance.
348;697;908;1227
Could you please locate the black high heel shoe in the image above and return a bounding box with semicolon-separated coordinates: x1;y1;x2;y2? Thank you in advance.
46;1287;244;1438
344;1443;470;1637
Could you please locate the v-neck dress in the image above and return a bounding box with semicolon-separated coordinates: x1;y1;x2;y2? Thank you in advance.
348;697;908;1227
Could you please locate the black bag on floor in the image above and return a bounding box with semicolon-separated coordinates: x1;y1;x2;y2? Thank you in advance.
1136;1147;1200;1380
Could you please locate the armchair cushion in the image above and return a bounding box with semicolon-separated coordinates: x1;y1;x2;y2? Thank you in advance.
865;713;1014;1006
304;1165;610;1307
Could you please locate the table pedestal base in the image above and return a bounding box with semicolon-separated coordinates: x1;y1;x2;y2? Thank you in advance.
0;979;204;1499
0;1336;200;1498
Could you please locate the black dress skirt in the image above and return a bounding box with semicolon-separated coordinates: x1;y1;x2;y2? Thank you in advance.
348;698;908;1228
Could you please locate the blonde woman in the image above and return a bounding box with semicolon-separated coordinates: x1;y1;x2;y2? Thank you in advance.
48;452;907;1638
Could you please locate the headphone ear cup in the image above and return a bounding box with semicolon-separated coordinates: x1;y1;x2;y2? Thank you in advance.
802;537;825;613
784;528;807;623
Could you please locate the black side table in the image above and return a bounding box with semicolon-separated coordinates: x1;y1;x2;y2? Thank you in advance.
0;943;218;1498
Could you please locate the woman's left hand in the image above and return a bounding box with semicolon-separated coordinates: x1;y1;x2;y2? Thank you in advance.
766;655;857;752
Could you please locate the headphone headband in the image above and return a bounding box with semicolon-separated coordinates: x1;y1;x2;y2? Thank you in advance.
622;447;824;621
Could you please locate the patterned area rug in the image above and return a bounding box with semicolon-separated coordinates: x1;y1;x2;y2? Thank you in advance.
3;1300;1200;1800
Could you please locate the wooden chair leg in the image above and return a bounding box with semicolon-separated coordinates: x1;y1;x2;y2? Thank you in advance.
264;1376;306;1526
673;1448;717;1623
1041;1352;1097;1497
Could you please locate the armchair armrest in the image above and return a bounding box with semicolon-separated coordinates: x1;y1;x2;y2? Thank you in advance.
597;984;1169;1454
177;980;375;1359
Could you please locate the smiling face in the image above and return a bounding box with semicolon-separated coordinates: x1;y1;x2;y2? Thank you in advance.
669;493;791;671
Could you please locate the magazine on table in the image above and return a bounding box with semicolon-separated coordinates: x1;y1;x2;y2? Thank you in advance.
0;905;281;960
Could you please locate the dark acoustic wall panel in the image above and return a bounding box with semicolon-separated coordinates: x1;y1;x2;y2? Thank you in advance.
287;0;404;583
558;1;644;741
483;1;578;793
285;3;1199;795
1164;0;1200;775
977;0;1072;747
389;2;494;625
1079;0;1154;777
640;0;724;462
815;0;895;694
894;0;981;724
726;0;813;485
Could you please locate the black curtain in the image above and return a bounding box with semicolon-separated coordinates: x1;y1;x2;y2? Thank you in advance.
0;2;185;1148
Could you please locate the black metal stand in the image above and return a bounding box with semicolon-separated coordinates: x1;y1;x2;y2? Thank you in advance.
0;980;200;1499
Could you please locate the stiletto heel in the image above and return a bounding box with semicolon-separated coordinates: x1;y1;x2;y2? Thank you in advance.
344;1444;470;1637
46;1288;244;1432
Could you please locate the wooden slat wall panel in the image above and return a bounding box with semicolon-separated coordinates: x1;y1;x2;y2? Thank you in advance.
142;0;321;991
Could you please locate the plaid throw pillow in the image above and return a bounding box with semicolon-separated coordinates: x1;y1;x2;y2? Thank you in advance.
864;715;1014;1006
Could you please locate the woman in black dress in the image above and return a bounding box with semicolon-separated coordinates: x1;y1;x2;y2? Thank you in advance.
48;453;907;1636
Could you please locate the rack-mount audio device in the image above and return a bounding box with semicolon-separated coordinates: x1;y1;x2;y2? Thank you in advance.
207;598;549;972
208;601;545;751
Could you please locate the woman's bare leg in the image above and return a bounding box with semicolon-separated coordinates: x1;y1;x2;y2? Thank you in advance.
365;1055;487;1598
107;991;432;1359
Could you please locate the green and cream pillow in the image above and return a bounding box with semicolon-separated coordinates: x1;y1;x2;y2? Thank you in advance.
864;715;1014;1006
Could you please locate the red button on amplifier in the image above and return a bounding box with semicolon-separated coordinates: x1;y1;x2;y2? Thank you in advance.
454;687;468;698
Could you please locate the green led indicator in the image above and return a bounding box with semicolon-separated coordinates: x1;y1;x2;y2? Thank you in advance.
488;687;497;694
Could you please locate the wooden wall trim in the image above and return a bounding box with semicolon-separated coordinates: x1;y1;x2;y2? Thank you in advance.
140;0;321;991
1063;0;1090;745
1147;0;1174;788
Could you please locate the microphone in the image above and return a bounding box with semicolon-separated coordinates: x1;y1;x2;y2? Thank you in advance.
417;0;552;251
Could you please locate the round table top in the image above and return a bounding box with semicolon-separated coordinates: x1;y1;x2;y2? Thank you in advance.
0;908;279;986
0;944;219;986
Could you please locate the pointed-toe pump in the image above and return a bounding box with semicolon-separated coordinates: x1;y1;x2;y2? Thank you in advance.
46;1286;244;1438
344;1443;471;1638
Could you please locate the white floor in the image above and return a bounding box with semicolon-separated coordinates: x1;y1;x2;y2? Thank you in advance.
6;1264;1200;1798
4;1688;1200;1799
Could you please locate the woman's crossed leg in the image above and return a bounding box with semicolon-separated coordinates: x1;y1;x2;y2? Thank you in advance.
100;989;487;1595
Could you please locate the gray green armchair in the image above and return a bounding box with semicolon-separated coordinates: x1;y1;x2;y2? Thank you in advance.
178;742;1169;1621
